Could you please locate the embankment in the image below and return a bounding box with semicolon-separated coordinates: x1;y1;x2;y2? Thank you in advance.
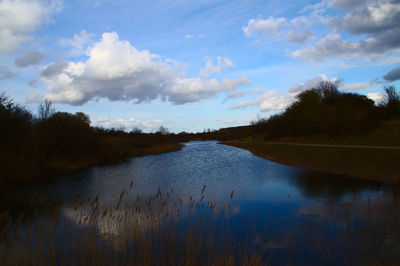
1;142;182;185
221;141;400;183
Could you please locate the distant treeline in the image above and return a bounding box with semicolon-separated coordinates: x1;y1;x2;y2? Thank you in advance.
2;82;399;182
193;83;400;142
0;95;184;183
250;82;400;140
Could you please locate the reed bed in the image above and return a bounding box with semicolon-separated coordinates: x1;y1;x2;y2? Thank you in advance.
0;185;400;265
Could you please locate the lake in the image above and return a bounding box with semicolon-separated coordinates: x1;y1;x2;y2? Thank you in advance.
1;141;399;265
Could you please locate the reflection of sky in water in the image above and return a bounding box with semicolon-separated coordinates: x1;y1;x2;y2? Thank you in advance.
55;142;389;232
1;141;389;217
1;141;396;264
56;141;385;203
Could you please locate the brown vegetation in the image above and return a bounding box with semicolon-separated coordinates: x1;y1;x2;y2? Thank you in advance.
222;141;400;183
1;187;399;265
221;83;400;182
0;94;182;183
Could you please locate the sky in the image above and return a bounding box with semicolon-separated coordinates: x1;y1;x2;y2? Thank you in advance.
1;0;400;133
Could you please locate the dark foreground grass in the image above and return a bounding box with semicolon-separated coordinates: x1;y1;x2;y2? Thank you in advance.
1;185;400;265
0;188;262;266
221;141;400;183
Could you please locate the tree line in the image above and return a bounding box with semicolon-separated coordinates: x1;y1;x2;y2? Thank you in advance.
0;95;183;183
2;82;399;182
251;82;400;139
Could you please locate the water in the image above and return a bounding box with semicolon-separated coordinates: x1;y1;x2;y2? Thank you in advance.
1;141;399;265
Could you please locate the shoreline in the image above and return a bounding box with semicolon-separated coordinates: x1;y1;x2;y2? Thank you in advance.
221;141;400;184
55;141;183;175
0;142;182;186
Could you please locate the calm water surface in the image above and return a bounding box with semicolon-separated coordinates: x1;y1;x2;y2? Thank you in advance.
2;141;399;265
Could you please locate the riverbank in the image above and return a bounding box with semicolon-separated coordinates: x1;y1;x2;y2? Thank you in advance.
49;141;183;172
0;141;182;186
221;141;400;183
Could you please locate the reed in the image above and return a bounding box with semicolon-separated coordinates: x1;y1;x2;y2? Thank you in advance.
1;186;399;265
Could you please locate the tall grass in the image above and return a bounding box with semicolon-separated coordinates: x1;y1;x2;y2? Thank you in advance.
1;185;400;265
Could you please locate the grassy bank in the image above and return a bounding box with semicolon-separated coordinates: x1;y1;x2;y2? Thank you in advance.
1;132;182;185
221;141;400;183
42;141;183;180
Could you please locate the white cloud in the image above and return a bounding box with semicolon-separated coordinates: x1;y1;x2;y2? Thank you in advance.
291;33;360;61
40;32;251;105
288;74;332;94
292;0;400;61
290;16;309;28
249;87;263;95
0;29;31;53
226;90;245;100
380;57;400;66
243;17;287;38
199;56;234;78
166;75;251;104
93;117;165;132
26;91;42;102
216;118;249;126
330;0;368;10
288;74;375;93
367;92;384;104
243;0;400;62
40;59;68;78
231;73;377;112
287;30;313;43
340;81;377;91
329;0;400;34
231;75;331;112
0;0;62;53
59;30;94;56
291;30;400;61
15;50;46;67
230;91;293;112
184;34;206;39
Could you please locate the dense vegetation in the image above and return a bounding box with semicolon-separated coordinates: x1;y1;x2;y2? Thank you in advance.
0;95;181;183
2;83;399;183
250;82;400;142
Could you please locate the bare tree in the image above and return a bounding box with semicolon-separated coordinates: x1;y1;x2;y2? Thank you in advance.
38;99;55;121
130;127;143;134
316;81;340;102
382;85;400;106
158;126;169;135
380;85;400;117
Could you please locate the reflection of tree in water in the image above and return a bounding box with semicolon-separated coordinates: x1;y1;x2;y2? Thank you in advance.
287;170;384;199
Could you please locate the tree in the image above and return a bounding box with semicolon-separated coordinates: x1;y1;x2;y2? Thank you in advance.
316;81;340;103
158;126;169;135
382;86;399;105
130;127;143;134
38;100;55;121
75;112;91;125
380;86;400;118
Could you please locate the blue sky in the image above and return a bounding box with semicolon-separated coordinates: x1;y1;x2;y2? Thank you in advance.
1;0;399;132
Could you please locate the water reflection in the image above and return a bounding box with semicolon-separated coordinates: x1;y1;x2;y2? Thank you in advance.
1;141;399;264
0;141;391;227
287;170;385;200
